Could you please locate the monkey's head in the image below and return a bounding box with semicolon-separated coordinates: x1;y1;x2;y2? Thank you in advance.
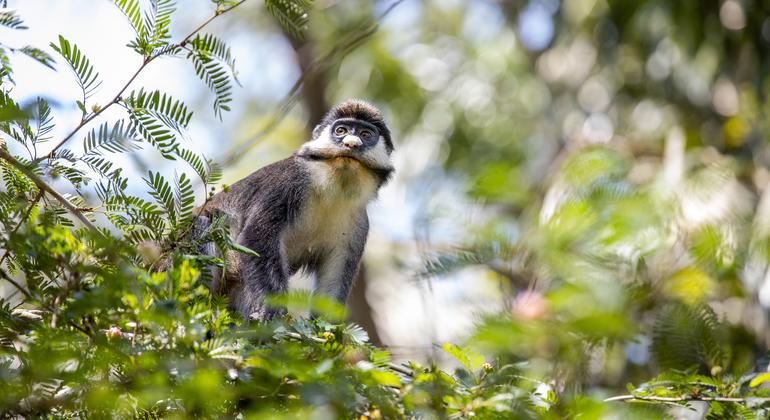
297;99;394;183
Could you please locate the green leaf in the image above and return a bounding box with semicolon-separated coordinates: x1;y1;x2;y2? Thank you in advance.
264;0;312;39
370;370;401;387
228;241;258;257
31;98;54;144
370;349;391;368
187;34;239;118
114;0;145;35
82;120;141;156
145;0;176;50
442;343;485;372
145;171;176;225
19;46;55;70
0;91;26;123
176;148;207;183
50;35;102;100
124;89;193;134
0;10;27;30
127;108;179;159
174;172;195;224
651;303;727;373
749;373;770;388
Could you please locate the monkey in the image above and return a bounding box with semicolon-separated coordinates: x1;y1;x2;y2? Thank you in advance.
192;99;394;321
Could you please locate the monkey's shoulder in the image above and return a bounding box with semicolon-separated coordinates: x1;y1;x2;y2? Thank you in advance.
206;157;309;212
237;156;311;197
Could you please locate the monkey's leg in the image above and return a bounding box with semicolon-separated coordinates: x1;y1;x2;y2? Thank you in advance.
190;214;222;289
234;233;290;321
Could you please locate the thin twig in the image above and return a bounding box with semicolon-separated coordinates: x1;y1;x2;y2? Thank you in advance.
68;320;92;338
222;0;405;164
605;394;770;403
179;0;247;47
0;267;32;300
0;149;101;233
0;189;44;267
43;59;148;161
44;1;248;160
284;331;326;343
0;2;250;233
387;362;414;377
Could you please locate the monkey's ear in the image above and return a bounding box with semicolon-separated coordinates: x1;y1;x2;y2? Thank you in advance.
311;124;324;139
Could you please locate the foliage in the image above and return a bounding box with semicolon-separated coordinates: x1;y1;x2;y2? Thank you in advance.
2;0;770;419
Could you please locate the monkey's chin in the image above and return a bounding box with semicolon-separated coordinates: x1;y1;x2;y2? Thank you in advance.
332;156;360;164
297;148;362;164
296;148;394;180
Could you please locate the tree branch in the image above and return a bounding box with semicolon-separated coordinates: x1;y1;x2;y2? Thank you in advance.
0;266;32;300
605;394;770;404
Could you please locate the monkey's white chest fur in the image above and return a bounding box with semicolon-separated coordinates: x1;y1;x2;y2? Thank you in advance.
282;159;377;279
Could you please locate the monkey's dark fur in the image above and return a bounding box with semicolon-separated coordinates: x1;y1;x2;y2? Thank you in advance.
194;100;394;321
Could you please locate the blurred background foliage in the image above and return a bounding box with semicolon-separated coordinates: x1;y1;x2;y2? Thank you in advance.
4;0;770;417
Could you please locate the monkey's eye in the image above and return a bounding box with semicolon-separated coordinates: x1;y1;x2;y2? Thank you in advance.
334;126;348;136
360;130;374;139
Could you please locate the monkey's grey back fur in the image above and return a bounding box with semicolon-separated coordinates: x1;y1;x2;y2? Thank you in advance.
193;100;394;321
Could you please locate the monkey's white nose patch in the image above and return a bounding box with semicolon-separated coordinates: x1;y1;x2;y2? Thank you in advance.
342;135;362;148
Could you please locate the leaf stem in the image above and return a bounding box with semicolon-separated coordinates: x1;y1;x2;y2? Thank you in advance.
179;0;247;48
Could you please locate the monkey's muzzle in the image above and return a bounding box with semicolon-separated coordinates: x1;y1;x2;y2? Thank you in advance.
341;135;363;149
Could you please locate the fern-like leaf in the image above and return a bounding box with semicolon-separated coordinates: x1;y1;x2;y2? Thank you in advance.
82;155;128;194
82;120;141;156
0;10;27;30
651;303;727;373
127;109;179;159
264;0;312;39
0;90;24;123
114;0;145;36
189;34;237;76
206;158;223;184
145;0;176;50
104;194;166;240
123;89;192;134
50;35;102;100
32;98;54;144
145;171;176;225
174;172;195;225
52;163;89;189
176;148;207;183
19;46;55;70
187;34;239;118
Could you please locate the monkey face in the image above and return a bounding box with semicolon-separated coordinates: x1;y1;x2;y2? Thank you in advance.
331;118;380;151
297;100;394;182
